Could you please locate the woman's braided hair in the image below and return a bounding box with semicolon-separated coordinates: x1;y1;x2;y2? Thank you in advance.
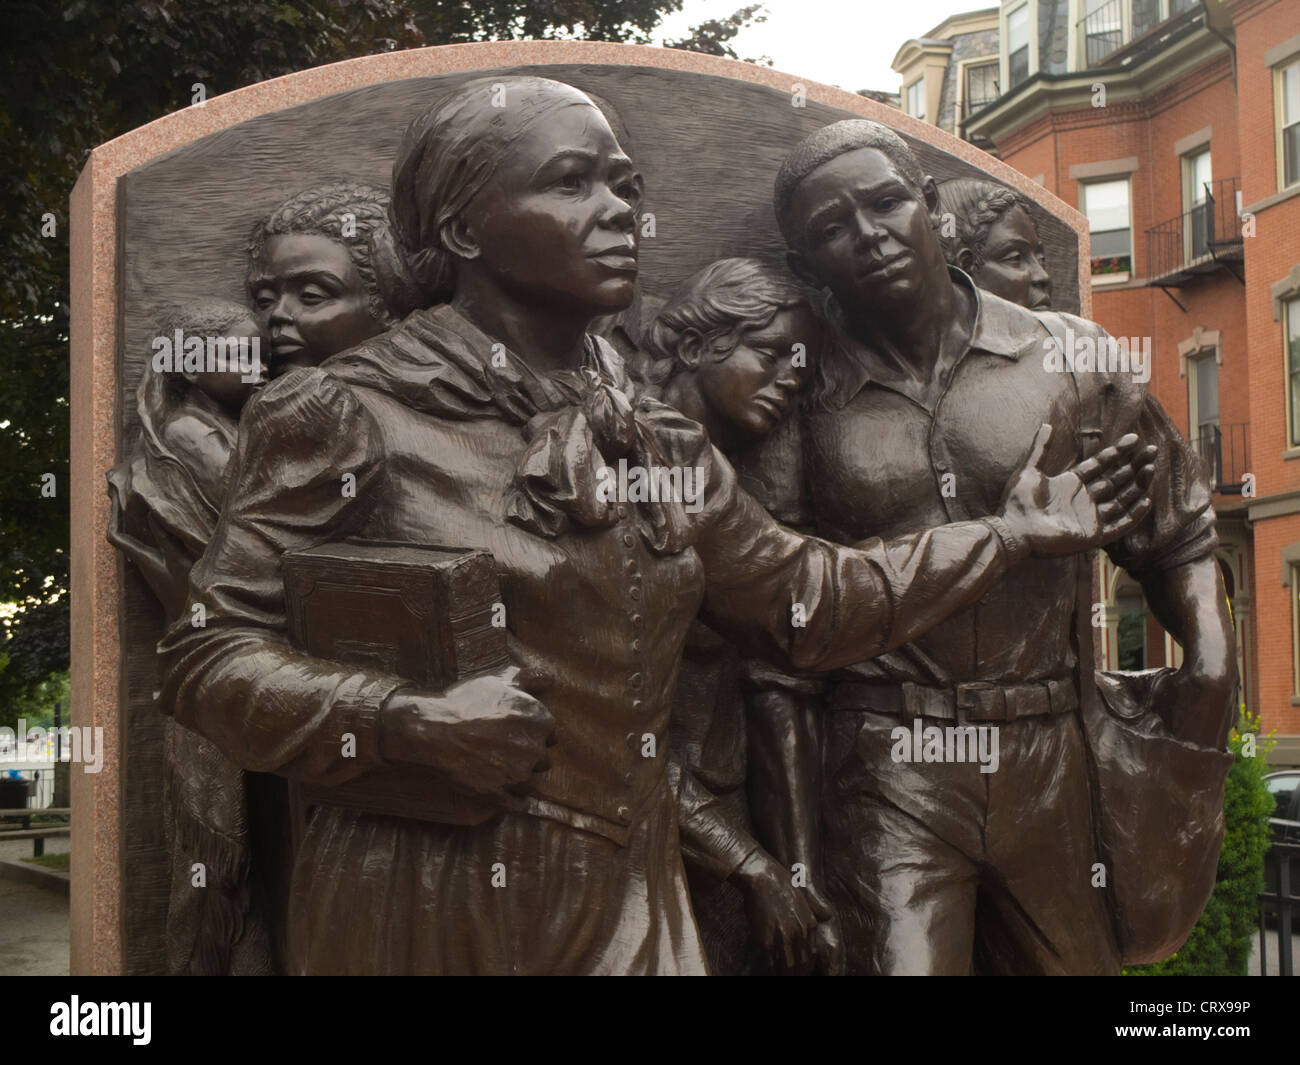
247;183;420;321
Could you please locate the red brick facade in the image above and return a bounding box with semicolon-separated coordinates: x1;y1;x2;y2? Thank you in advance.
949;0;1300;756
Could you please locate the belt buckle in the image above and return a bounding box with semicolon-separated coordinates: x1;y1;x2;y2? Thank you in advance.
955;682;1005;723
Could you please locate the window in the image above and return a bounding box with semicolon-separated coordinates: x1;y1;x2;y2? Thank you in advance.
1007;5;1030;88
905;79;925;121
1080;177;1132;280
1116;588;1147;671
1279;59;1300;189
1181;147;1211;263
1287;296;1300;448
1293;562;1300;697
1082;0;1122;67
1188;350;1220;483
964;62;999;116
1131;0;1161;40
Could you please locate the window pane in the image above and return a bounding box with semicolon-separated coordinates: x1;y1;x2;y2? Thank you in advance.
1187;149;1211;204
1083;179;1130;232
1285;62;1300;126
907;80;924;119
966;63;998;110
1090;229;1131;257
1195;354;1219;428
1132;0;1160;38
1009;47;1029;87
1289;299;1300;444
1285;120;1300;187
1008;5;1028;51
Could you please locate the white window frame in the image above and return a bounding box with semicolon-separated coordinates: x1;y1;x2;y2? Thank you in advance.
1079;175;1133;286
905;78;925;121
1005;2;1032;90
1286;295;1300;449
1276;58;1300;192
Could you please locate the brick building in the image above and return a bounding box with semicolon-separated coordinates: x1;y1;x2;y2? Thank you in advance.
894;0;1300;763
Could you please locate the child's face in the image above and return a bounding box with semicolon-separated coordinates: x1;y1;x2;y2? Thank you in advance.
250;234;383;374
970;205;1052;310
186;314;267;414
695;306;815;440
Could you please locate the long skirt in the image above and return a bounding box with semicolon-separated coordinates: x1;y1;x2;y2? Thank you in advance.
287;790;708;975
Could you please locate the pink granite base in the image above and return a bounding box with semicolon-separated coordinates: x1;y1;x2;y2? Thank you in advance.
69;39;1090;975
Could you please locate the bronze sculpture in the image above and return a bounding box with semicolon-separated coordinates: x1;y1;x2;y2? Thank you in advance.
649;257;831;974
107;184;411;974
935;177;1053;310
111;77;1157;975
745;119;1237;974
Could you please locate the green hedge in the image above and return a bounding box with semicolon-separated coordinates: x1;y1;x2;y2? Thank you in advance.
1124;712;1276;976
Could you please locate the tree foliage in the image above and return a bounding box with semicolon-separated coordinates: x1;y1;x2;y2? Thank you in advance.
0;0;421;709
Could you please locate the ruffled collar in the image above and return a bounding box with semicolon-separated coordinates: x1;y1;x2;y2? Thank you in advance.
325;304;692;555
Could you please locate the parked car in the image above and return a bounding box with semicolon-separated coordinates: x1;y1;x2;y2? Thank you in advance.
1263;771;1300;934
1266;770;1300;845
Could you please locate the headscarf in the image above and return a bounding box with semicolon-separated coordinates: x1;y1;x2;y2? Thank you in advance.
391;76;604;300
375;78;692;552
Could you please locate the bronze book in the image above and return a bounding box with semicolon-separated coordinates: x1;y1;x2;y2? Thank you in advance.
282;539;510;826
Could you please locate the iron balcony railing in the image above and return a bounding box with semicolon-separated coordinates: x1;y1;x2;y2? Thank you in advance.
1145;177;1243;282
1192;421;1248;495
1078;0;1198;69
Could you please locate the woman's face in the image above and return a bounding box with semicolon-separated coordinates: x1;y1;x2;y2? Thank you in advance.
969;206;1052;310
250;234;382;374
459;103;644;315
696;306;815;440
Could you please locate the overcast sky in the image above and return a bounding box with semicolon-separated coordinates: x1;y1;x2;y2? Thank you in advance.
652;0;988;93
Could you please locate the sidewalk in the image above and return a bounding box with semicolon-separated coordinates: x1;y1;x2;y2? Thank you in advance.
0;835;70;976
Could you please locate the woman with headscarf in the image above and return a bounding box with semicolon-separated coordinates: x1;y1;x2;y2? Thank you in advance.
158;76;1154;975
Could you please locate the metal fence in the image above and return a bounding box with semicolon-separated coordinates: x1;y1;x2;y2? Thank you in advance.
1259;827;1299;976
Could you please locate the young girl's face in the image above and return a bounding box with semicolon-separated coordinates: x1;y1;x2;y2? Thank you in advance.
186;314;267;414
250;234;382;374
695;305;815;440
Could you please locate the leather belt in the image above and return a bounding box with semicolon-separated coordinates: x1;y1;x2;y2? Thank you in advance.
828;677;1078;723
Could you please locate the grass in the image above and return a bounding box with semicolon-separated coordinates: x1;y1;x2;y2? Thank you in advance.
19;852;69;871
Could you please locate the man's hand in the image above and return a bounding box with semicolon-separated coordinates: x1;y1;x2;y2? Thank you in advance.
736;849;819;975
1000;424;1156;556
805;882;845;976
379;666;555;801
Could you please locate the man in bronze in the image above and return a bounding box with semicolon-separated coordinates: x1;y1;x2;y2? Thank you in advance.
754;120;1238;975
